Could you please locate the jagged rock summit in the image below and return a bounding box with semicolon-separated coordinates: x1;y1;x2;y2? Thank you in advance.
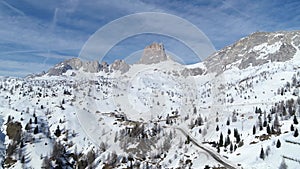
47;58;100;76
47;57;131;76
46;43;171;76
111;60;130;74
46;31;300;77
138;43;168;64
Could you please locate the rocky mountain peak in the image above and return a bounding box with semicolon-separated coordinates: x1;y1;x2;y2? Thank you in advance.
111;60;130;74
47;58;100;76
138;42;167;64
204;30;300;74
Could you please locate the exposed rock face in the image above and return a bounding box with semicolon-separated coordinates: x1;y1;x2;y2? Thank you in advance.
46;30;300;77
100;62;109;73
47;58;100;76
204;31;300;74
138;43;167;64
47;62;72;76
111;60;130;74
181;67;205;77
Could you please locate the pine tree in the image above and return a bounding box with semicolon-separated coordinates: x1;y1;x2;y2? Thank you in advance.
25;123;31;131
294;115;298;125
230;142;233;153
185;135;190;144
216;125;219;131
259;125;263;131
236;134;241;143
54;125;61;137
267;114;272;123
265;146;271;157
7;115;11;123
291;124;294;131
233;128;240;143
271;125;275;134
226;118;230;126
20;141;24;148
263;120;267;127
253;125;256;135
197;116;203;126
20;155;25;163
193;107;197;114
258;108;262;114
42;155;51;168
225;135;230;147
87;149;96;165
228;129;231;135
266;124;271;134
274;114;280;130
279;158;288;169
166;114;170;125
276;139;281;148
114;131;118;143
258;115;263;130
204;165;210;169
232;111;237;122
294;128;299;137
234;128;238;138
128;153;134;168
100;141;108;152
219;133;223;147
259;147;265;160
282;106;287;116
34;125;39;134
34;116;38;124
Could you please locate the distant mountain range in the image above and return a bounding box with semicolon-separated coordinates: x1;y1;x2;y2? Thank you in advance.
1;30;300;168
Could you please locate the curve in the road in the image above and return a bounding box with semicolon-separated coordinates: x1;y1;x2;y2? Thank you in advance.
174;127;238;169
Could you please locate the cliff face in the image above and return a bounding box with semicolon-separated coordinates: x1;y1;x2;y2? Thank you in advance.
138;43;167;64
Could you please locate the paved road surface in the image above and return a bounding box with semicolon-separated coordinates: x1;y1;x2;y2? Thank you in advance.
174;127;238;169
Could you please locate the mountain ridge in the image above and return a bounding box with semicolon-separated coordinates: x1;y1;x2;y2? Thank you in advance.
204;30;300;74
44;30;300;78
1;29;300;168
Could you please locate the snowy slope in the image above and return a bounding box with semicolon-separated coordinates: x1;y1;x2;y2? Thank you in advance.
0;30;300;168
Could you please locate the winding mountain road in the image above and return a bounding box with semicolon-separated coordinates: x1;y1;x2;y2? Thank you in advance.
174;127;238;169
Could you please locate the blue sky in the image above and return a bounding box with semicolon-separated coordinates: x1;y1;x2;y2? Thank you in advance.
0;0;300;77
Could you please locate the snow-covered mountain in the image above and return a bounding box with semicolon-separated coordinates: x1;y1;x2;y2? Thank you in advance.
1;30;300;169
204;31;300;74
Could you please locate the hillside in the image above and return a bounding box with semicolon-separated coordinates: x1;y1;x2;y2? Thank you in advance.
0;30;300;168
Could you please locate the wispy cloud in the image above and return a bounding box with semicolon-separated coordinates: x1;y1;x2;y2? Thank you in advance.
0;0;299;77
0;59;53;77
0;0;25;16
139;0;300;48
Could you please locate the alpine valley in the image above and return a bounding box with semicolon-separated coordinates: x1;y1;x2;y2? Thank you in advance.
1;30;300;169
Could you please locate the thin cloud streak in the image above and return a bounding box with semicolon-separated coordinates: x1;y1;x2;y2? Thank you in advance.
0;0;300;77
